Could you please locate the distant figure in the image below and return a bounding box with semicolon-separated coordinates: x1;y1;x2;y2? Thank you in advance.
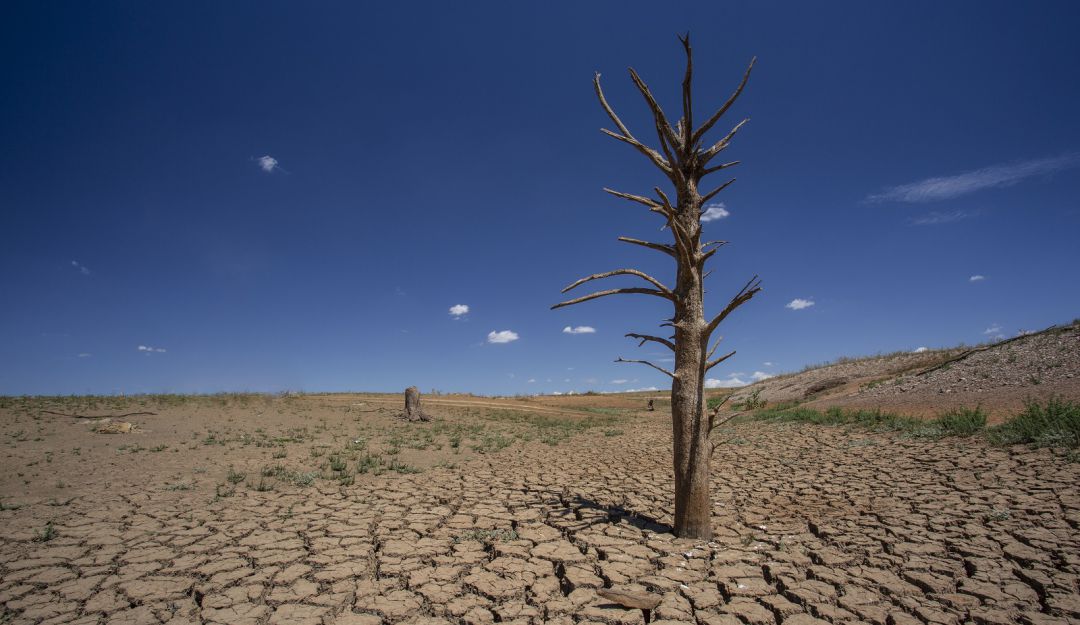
647;399;655;412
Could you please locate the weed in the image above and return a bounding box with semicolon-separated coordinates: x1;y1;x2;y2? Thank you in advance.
357;453;384;474
987;398;1080;449
34;522;57;542
226;467;246;484
328;455;348;472
0;499;22;511
453;528;518;543
165;482;193;491
387;459;420;474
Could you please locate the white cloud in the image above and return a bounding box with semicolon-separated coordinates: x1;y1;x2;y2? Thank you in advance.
983;324;1005;340
449;304;470;318
705;375;748;388
620;386;660;393
257;155;280;173
611;379;629;385
486;330;519;344
137;345;167;353
913;347;929;353
750;371;773;382
527;378;536;383
77;353;92;358
867;153;1080;203
969;275;985;282
562;326;596;335
700;203;731;222
763;361;774;367
911;210;976;226
71;260;90;275
786;298;815;311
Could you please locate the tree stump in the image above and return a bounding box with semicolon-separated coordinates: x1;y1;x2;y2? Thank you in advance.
402;386;431;422
647;399;655;412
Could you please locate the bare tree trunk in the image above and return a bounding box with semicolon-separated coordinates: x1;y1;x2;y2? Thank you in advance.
552;35;761;540
671;183;712;538
402;386;430;422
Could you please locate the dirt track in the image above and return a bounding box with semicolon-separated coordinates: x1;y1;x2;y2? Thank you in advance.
1;395;1078;625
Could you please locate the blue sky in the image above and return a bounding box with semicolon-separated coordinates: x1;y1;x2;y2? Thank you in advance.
2;2;1079;396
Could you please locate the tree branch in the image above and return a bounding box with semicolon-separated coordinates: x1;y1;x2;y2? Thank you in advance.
678;32;694;151
552;287;671;310
618;236;676;257
706;275;762;335
628;68;683;153
692;57;756;147
706;349;737;371
700;240;729;264
626;332;676;352
560;269;673;297
615;357;675;379
702;160;740;176
700;178;737;205
702;118;750;163
599;128;672;174
603;188;665;214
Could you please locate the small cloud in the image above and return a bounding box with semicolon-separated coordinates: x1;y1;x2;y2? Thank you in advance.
487;330;519;344
527;378;536;383
983;324;1005;340
394;286;406;296
611;379;629;385
969;275;986;282
562;326;596;335
77;353;92;358
867;153;1080;203
449;304;470;318
911;210;976;226
786;298;815;311
913;347;929;353
71;260;90;275
1017;329;1035;337
256;155;280;173
750;371;773;382
701;203;731;222
705;374;748;388
137;345;167;353
621;386;660;393
763;361;774;367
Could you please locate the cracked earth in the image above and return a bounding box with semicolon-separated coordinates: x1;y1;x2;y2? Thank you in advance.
1;395;1078;625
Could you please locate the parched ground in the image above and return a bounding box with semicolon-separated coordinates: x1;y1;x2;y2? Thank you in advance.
1;394;1078;625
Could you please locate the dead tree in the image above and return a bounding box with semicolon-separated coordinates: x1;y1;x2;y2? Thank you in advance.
402;386;431;422
552;35;760;540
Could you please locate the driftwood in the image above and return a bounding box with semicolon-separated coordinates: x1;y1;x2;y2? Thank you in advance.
40;410;157;419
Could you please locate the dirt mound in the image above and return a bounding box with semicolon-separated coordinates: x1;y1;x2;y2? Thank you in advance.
732;321;1080;420
728;347;965;406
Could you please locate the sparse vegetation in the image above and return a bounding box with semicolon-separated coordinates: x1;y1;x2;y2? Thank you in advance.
33;522;57;542
986;398;1080;449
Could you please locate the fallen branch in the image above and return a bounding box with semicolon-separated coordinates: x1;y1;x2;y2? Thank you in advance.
40;410;157;419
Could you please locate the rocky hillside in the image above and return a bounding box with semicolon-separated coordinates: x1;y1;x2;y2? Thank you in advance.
731;321;1080;421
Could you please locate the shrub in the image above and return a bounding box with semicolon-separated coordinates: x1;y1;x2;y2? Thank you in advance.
987;398;1080;449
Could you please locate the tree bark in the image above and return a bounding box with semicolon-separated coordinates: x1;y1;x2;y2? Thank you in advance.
402;386;430;422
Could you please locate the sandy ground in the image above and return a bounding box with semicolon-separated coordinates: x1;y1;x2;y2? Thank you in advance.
1;393;1078;625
